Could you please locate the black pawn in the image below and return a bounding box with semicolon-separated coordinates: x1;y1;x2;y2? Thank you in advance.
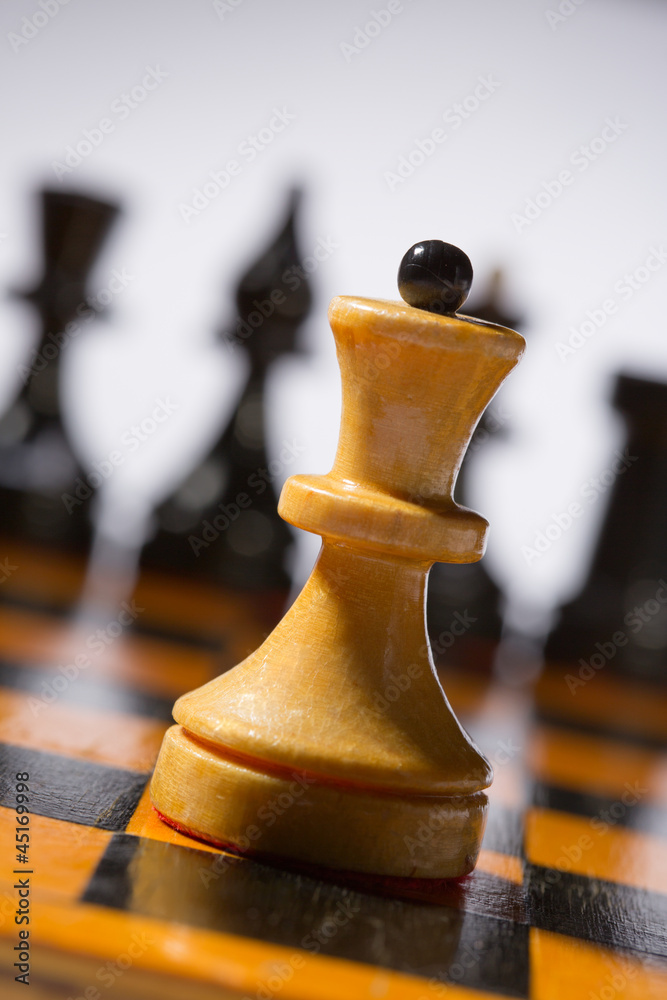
545;373;667;682
141;189;312;591
0;189;120;552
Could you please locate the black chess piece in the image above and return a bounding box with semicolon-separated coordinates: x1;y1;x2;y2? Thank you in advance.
426;268;524;673
0;188;120;552
545;373;667;682
141;189;312;591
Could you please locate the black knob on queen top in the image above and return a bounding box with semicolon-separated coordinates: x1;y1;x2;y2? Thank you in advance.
398;240;473;315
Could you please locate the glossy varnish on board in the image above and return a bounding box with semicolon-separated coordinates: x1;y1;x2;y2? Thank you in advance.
0;540;666;998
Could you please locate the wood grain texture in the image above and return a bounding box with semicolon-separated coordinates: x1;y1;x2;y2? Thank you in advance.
151;293;525;877
0;548;666;998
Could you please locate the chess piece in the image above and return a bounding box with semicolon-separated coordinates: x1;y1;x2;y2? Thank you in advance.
428;269;524;672
0;188;120;551
545;372;667;682
141;189;311;590
151;240;525;879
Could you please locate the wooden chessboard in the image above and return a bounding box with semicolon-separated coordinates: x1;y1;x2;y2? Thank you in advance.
1;540;666;1000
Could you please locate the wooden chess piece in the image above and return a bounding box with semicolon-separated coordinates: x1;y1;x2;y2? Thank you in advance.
0;188;120;551
545;373;667;682
151;240;525;878
140;189;311;590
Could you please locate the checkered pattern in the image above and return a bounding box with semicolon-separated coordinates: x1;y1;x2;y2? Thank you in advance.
1;584;666;999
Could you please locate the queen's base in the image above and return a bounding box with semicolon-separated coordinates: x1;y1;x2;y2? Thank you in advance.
150;725;488;879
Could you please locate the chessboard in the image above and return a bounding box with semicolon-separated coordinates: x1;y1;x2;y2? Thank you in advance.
1;538;666;1000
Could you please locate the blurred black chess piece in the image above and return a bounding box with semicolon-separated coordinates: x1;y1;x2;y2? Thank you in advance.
140;189;312;591
428;269;524;673
0;188;120;552
545;373;667;682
